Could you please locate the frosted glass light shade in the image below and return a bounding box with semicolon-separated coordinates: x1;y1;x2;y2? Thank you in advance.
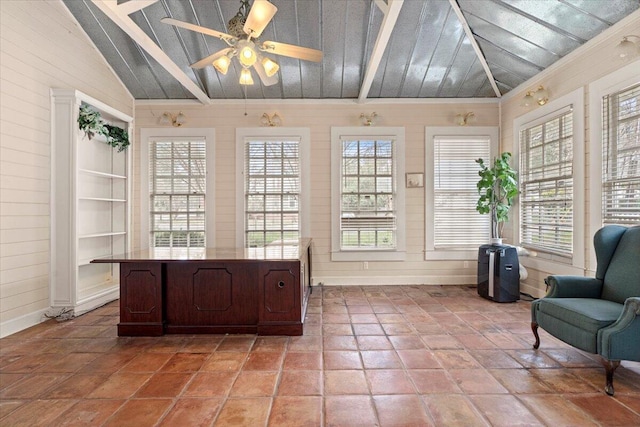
240;68;254;85
616;37;639;61
535;86;549;105
212;55;231;74
238;41;258;68
261;57;279;77
520;92;534;107
243;0;277;38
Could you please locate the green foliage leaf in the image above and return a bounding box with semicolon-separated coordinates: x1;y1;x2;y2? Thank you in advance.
475;152;519;238
78;104;129;152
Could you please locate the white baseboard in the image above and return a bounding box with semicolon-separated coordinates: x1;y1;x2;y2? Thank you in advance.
1;289;120;338
520;282;546;299
313;275;477;287
0;308;49;338
72;288;119;316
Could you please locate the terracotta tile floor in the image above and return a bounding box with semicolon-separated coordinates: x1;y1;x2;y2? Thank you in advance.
1;285;639;426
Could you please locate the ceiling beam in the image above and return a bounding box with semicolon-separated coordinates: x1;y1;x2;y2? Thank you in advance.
91;0;212;105
117;0;159;16
358;0;404;103
448;0;501;97
374;0;388;14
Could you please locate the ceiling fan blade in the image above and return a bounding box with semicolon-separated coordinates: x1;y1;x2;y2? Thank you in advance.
243;0;277;38
190;48;233;69
161;17;236;43
253;61;278;86
260;41;323;62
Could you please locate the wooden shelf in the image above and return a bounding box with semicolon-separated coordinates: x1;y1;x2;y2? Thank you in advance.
79;197;126;203
79;231;127;239
79;168;126;180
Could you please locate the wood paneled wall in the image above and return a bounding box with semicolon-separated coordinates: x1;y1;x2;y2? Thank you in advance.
0;0;133;336
133;101;499;287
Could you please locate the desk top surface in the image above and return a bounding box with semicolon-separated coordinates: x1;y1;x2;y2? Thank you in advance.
92;239;311;263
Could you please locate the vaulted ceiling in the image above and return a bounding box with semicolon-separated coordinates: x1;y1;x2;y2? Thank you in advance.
63;0;639;104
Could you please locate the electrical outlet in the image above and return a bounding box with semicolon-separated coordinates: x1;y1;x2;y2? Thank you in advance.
363;261;368;270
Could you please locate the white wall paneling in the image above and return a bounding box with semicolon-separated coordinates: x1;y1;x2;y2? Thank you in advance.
0;0;133;337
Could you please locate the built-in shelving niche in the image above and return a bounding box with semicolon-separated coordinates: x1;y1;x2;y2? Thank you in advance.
50;89;132;315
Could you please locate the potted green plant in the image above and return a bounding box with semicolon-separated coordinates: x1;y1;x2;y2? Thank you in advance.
475;152;519;245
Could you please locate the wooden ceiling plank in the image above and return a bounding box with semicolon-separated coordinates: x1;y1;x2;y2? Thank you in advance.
92;0;212;105
448;0;501;98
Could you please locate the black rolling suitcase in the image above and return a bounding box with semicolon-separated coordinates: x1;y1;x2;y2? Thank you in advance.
477;244;519;302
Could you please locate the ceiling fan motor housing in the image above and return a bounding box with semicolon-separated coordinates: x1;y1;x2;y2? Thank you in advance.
228;0;251;38
228;14;247;38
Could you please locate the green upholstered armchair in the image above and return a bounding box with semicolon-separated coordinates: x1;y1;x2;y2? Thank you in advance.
531;225;640;396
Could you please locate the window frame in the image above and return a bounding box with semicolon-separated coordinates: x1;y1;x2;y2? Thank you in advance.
513;87;585;272
588;62;640;273
140;128;216;250
331;126;406;261
235;127;311;248
518;107;574;257
424;126;499;260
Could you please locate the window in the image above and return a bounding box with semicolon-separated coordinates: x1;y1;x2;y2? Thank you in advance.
601;83;640;225
589;64;638;271
236;128;310;247
519;108;574;255
515;88;584;269
425;128;497;259
331;127;405;261
244;139;300;246
148;139;206;248
140;128;215;250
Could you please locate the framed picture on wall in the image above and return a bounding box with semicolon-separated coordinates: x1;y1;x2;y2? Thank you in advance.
406;173;424;188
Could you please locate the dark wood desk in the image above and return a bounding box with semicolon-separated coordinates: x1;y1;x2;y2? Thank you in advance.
92;239;312;336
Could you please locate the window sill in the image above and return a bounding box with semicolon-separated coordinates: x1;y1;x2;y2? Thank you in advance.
424;249;479;261
521;256;583;276
331;250;406;262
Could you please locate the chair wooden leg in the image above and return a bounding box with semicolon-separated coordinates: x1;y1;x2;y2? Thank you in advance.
601;358;621;396
531;322;540;349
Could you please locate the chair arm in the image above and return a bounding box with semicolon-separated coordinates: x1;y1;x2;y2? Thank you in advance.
545;275;603;298
598;297;640;362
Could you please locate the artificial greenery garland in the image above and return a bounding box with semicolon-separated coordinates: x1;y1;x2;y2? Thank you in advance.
78;104;130;152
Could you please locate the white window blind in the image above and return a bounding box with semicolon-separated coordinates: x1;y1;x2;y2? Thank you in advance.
519;108;573;255
149;139;206;248
602;83;640;225
433;135;491;248
340;138;396;250
244;139;300;247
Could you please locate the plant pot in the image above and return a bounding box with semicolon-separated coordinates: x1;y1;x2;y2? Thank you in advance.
490;238;503;245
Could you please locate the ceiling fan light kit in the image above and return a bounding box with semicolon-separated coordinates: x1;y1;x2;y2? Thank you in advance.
261;57;279;77
239;68;255;85
212;54;232;75
237;40;258;67
162;0;322;87
243;0;278;38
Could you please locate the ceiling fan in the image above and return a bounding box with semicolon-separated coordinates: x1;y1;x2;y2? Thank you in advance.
162;0;323;86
